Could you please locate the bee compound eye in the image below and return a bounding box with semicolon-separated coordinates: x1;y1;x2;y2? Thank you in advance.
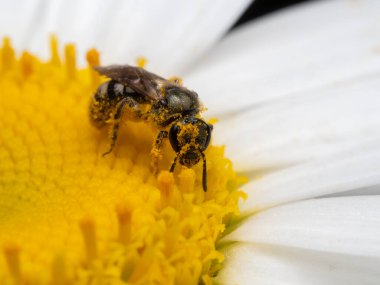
169;124;181;152
195;120;212;151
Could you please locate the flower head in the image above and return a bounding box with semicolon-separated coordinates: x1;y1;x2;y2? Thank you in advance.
0;37;245;284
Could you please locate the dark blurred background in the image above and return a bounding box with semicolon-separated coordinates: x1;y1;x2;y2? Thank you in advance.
233;0;319;29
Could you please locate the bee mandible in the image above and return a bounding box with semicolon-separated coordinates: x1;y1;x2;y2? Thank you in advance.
89;65;212;191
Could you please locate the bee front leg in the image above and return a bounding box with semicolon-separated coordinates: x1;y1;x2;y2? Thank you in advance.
200;151;207;192
150;130;168;174
103;97;140;156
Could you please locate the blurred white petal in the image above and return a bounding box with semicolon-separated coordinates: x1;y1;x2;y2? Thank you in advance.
217;243;380;285
240;139;380;212
188;0;380;115
0;0;251;74
226;196;380;257
322;185;380;198
0;0;44;48
213;76;380;172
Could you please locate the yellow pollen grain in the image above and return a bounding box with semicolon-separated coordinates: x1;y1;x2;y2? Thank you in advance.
0;38;245;285
208;118;219;125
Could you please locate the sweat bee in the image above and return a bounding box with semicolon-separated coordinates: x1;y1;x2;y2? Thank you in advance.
89;65;212;191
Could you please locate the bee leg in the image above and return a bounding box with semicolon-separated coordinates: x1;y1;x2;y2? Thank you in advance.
102;97;141;157
169;154;179;173
161;114;181;127
102;99;129;156
150;130;168;174
200;151;207;192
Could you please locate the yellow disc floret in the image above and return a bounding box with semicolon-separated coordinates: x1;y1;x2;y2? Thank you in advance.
0;37;246;285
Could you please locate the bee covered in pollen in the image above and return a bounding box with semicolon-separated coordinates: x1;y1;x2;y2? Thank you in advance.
89;65;212;191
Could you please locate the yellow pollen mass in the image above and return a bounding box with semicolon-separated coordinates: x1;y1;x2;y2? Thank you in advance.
0;37;246;285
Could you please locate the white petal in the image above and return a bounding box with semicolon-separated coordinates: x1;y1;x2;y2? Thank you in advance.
226;196;380;258
322;185;380;198
186;0;380;116
0;0;44;49
217;243;380;285
0;0;251;74
240;139;380;212
213;75;380;172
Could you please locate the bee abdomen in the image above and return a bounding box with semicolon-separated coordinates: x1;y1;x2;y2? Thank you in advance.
89;80;123;129
106;80;125;100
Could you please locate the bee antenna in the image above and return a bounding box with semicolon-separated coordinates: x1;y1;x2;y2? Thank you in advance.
199;150;207;192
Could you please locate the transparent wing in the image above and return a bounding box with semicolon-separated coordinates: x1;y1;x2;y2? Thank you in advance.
94;65;167;101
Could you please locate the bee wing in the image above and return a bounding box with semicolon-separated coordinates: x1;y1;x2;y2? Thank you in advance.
94;65;167;101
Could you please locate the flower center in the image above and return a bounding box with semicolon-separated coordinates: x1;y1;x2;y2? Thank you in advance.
0;37;246;285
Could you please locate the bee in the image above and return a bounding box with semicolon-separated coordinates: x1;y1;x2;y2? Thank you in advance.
89;65;212;191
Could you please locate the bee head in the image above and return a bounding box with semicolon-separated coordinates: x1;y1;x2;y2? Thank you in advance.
169;116;212;167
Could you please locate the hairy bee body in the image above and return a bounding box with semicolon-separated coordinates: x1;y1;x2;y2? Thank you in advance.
90;80;201;128
90;65;212;191
90;80;148;128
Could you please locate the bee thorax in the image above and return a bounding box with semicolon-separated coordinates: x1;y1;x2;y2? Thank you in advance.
165;87;200;114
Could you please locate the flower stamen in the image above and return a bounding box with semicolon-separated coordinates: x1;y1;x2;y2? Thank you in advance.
20;51;35;78
79;217;98;263
3;243;21;283
158;171;176;208
51;255;68;285
50;35;61;66
86;48;100;86
136;56;147;68
116;203;134;244
1;37;15;71
64;44;76;79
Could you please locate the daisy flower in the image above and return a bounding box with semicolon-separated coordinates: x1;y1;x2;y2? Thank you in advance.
1;0;380;284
